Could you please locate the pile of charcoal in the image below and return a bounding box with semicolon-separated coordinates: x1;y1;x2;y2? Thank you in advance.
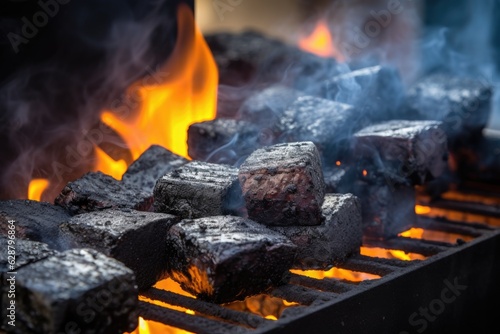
0;30;495;334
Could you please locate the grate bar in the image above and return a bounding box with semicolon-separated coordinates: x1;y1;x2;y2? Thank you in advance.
288;274;354;293
363;236;452;256
338;256;400;276
138;300;250;334
141;287;268;328
270;284;337;306
415;215;489;236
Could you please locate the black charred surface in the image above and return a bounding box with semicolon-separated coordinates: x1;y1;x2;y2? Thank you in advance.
237;85;305;130
55;171;153;215
59;209;178;290
1;237;56;331
323;166;359;194
316;65;406;123
239;142;325;226
165;215;297;304
122;145;188;194
205;30;339;89
354;180;416;239
278;96;361;164
405;73;492;146
207;29;339;119
14;248;138;334
0;200;70;250
154;161;245;219
352;120;448;184
269;194;362;269
452;130;500;185
187;118;261;165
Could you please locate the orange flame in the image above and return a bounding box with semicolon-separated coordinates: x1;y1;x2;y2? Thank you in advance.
291;268;380;282
129;278;195;334
360;246;427;261
95;3;217;178
298;19;344;61
27;178;50;201
415;205;431;215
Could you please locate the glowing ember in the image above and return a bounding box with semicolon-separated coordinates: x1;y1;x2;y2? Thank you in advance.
224;294;298;320
399;227;475;243
27;178;50;201
415;205;431;215
335;160;342;166
130;278;196;334
298;19;344;60
95;3;217;177
362;169;368;177
291;268;380;282
360;246;427;261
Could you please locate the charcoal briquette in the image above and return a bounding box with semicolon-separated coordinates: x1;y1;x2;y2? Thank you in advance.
165;215;297;303
60;209;179;290
239;141;325;226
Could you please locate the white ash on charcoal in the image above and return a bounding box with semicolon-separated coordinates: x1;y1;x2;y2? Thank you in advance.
269;194;362;270
187;118;262;165
239;141;325;226
323;166;359;194
59;209;179;290
277;96;361;164
0;200;70;250
405;73;493;146
237;84;305;130
313;65;406;124
1;237;56;331
165;215;297;304
122;144;188;194
12;248;138;334
351;120;448;185
55;171;153;215
154;161;245;219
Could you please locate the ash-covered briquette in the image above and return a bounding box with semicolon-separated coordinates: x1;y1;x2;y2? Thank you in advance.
122;144;188;194
269;194;362;269
13;248;138;334
315;65;405;123
0;200;70;250
1;237;56;331
59;209;179;290
153;161;245;219
278;96;361;163
239;141;325;226
55;171;153;215
187;118;262;165
237;85;305;129
352;120;448;184
165;215;297;304
0;237;55;273
353;180;416;239
405;73;492;145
